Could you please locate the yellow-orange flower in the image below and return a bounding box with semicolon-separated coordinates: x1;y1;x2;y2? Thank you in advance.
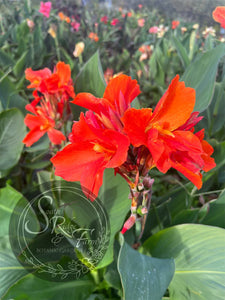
73;42;85;57
58;12;71;23
89;32;99;42
48;25;57;38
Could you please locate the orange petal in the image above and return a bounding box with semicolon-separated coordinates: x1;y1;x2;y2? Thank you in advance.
122;108;152;146
150;75;195;131
71;93;112;115
23;127;46;147
25;68;51;89
103;74;141;109
56;61;71;84
213;6;225;28
24;114;45;129
171;161;203;189
47;128;66;145
51;142;106;197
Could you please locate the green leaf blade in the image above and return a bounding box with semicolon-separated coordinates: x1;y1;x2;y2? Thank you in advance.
181;43;225;112
75;50;106;98
118;235;175;300
0;108;26;170
142;224;225;300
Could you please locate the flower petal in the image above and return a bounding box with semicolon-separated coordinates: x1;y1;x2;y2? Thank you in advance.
213;6;225;28
122;108;153;146
23;127;46;147
103;74;141;109
72;93;112;115
25;68;51;89
47;128;66;145
24;114;45;129
150;75;195;131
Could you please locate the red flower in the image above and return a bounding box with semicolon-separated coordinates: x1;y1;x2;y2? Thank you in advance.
51;75;140;197
212;6;225;28
39;1;52;18
72;74;141;131
25;62;75;100
23;106;65;147
172;20;180;29
122;75;216;189
100;15;108;24
111;18;119;26
71;21;80;32
23;62;74;147
51;112;129;198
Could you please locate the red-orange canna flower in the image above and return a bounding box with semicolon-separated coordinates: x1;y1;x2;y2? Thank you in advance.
25;61;75;100
23;62;74;147
23;106;65;147
51;75;140;197
172;20;180;29
122;75;216;189
51;112;129;198
212;6;225;28
72;74;141;131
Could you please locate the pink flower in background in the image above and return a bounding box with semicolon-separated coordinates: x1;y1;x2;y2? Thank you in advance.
111;18;119;26
101;15;108;24
149;26;158;34
138;4;143;9
127;12;132;17
71;21;80;32
39;1;52;18
138;18;145;27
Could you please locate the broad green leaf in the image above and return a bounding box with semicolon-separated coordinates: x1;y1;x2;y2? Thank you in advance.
0;185;24;237
171;36;190;68
36;169;129;269
8;94;28;115
0;252;28;298
181;43;225;112
118;235;175;300
75;50;106;97
0;108;26;170
13;51;28;77
97;169;131;268
0;71;27;114
3;274;95;300
0;49;14;69
0;185;27;298
142;224;225;300
201;189;225;228
0;71;15;107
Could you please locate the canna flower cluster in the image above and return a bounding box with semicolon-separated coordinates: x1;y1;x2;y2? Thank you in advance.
51;74;216;198
23;62;75;147
213;6;225;28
